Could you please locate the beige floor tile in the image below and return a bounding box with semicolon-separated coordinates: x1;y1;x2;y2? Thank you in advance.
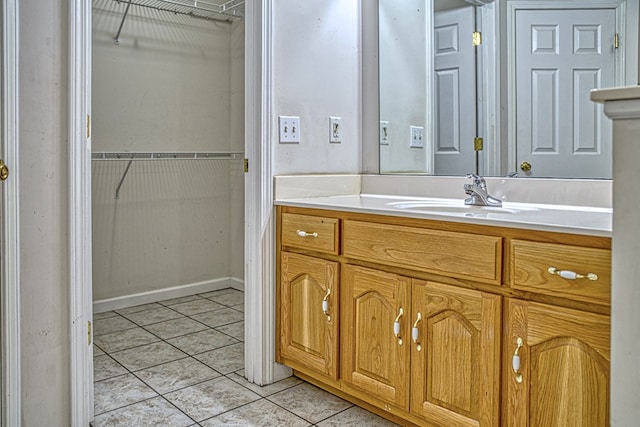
93;311;119;321
167;329;238;355
231;303;244;312
194;342;244;374
115;302;163;315
93;315;137;336
94;355;128;382
135;357;221;394
215;320;244;341
190;308;243;329
316;405;400;426
94;373;157;415
169;299;225;316
226;372;302;397
268;383;352;424
93;327;160;353
121;306;183;326
200;398;310;427
94;344;105;356
165;376;260;422
143;317;209;340
158;295;203;306
109;341;187;371
198;288;238;299
203;289;244;307
92;396;194;427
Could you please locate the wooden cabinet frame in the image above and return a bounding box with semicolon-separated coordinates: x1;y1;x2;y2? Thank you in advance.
276;205;611;426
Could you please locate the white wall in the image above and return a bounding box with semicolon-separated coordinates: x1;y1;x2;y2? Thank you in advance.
92;0;234;152
379;0;428;173
272;0;361;175
19;0;71;423
91;1;244;301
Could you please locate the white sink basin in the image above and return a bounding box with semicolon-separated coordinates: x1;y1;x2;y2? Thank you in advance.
387;199;523;215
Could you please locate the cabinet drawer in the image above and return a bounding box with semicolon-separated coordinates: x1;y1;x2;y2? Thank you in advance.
343;220;502;284
281;213;339;254
511;240;611;306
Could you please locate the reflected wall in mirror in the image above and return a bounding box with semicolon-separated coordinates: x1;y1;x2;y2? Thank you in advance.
379;0;639;178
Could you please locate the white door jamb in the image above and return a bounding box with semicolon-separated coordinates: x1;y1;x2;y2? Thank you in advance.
1;0;21;425
69;0;93;425
244;0;291;386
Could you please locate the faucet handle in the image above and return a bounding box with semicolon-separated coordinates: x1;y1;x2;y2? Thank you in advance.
466;173;486;187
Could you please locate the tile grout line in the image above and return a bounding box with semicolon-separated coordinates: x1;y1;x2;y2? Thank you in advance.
262;382;355;425
94;289;373;426
94;289;246;424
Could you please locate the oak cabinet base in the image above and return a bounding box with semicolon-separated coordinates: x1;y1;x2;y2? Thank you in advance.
276;206;611;427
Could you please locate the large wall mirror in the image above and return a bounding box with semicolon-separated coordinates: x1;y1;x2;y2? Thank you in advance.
378;0;639;178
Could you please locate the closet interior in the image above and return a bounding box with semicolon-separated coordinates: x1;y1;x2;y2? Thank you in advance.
91;0;245;310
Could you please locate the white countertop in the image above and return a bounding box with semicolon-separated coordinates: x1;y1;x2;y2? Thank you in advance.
275;194;612;237
591;85;640;103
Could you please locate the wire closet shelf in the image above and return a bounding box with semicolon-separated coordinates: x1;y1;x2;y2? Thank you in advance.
112;0;245;44
92;151;244;199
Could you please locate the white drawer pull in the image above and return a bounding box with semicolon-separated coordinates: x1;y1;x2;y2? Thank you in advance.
393;307;404;346
322;288;331;321
412;312;422;352
548;267;598;281
296;229;318;238
512;337;523;383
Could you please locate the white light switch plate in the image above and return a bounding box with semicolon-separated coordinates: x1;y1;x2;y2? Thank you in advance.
380;121;390;145
279;116;300;143
329;116;342;143
410;125;425;148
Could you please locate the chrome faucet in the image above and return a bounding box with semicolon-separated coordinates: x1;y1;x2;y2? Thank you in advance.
464;173;502;207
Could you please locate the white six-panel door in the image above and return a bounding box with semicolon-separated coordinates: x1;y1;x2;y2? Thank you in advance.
515;8;616;178
434;6;477;175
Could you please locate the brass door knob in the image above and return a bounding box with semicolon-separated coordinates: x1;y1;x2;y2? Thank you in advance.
0;160;9;181
520;161;532;172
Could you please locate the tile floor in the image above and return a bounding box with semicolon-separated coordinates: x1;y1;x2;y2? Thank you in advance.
93;288;399;426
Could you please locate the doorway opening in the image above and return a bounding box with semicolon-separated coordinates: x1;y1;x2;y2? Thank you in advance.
90;0;246;421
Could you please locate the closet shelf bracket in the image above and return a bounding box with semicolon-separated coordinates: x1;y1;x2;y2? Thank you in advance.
114;0;133;45
115;159;134;200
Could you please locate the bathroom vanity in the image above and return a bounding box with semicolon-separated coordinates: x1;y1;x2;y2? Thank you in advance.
275;179;611;426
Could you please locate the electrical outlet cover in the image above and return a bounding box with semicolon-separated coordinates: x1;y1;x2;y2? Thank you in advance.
279;116;300;143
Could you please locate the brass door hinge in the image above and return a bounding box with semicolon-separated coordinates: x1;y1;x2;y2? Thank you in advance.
243;158;249;173
614;33;619;49
86;114;91;139
473;31;482;46
0;160;9;181
474;137;484;151
88;320;92;345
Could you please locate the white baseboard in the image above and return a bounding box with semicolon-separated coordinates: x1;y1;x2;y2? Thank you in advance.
93;277;245;313
228;277;245;292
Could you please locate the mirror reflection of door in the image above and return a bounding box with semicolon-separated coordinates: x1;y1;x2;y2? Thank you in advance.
515;7;615;178
434;5;477;176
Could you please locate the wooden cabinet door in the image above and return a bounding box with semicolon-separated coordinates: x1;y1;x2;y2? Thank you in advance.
505;299;610;427
341;265;411;411
280;252;339;380
411;280;501;426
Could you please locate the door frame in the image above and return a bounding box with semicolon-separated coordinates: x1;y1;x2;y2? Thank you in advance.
67;1;280;424
69;0;93;424
1;0;21;425
506;0;638;173
243;0;291;385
